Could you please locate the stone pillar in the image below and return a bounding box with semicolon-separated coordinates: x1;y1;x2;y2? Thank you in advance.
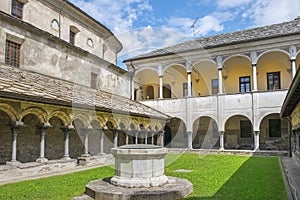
36;122;51;163
219;131;225;150
218;68;223;94
151;132;154;145
253;131;260;151
296;131;300;152
252;64;258;91
187;131;193;149
100;130;104;154
131;80;135;101
159;75;163;99
114;130;118;148
8;121;24;164
125;132;129;145
291;59;297;78
145;131;148;144
157;131;164;147
60;125;74;160
81;126;92;156
135;131;138;144
187;72;192;97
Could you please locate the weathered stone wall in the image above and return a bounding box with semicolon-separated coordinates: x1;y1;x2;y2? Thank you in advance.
0;15;130;98
0;111;12;165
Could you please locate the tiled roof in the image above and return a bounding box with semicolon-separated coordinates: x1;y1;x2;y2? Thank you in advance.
124;18;300;61
0;64;169;119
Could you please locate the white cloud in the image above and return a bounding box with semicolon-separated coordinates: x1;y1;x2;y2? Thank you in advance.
216;0;252;9
69;0;153;34
246;0;300;26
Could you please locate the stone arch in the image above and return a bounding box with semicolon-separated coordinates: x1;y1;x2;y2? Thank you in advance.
224;115;253;149
20;107;47;123
259;113;288;150
193;58;216;66
222;54;251;65
106;116;118;129
0;103;19;122
163;63;186;73
93;115;106;127
48;110;71;126
192;116;219;149
257;49;290;62
135;68;159;76
72;113;90;127
119;118;130;130
164;117;187;148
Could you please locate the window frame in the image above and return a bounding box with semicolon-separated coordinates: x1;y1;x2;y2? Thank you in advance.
5;39;21;68
267;72;281;90
11;0;24;19
239;76;251;93
90;72;98;89
240;120;252;138
69;30;76;45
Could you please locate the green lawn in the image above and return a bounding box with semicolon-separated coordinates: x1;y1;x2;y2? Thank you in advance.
0;154;287;200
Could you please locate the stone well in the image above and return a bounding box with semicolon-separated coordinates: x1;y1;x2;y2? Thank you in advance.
80;145;193;200
110;144;168;187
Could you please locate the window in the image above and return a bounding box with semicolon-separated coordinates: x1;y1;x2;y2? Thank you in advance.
239;76;251;93
267;72;281;90
163;84;171;98
51;19;59;31
145;85;154;99
87;38;94;47
240;120;252;138
69;30;76;45
91;73;97;89
269;119;281;137
183;82;192;97
211;79;219;94
11;0;24;19
5;40;21;68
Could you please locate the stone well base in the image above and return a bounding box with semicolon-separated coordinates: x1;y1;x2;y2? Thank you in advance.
83;176;193;200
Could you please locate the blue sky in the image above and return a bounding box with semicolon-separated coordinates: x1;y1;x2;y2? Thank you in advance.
69;0;300;68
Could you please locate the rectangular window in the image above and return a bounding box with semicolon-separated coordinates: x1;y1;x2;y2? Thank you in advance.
212;79;219;94
269;119;281;137
240;120;252;138
69;30;76;45
267;72;281;90
5;40;21;68
91;72;97;89
11;0;24;19
183;82;192;97
239;76;251;93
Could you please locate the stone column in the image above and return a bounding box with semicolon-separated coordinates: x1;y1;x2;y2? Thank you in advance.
36;122;51;163
81;126;92;157
157;131;164;147
253;131;260;151
159;75;163;99
296;131;300;152
144;131;147;144
187;72;192;97
125;131;129;145
8;121;24;164
219;131;225;150
291;59;297;78
135;131;138;144
151;132;154;145
60;125;74;160
187;131;193;149
114;130;118;148
100;130;104;154
218;68;223;94
252;64;258;91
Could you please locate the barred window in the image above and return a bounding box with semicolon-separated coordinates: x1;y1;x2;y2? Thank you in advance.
91;72;98;89
5;40;21;68
11;0;24;19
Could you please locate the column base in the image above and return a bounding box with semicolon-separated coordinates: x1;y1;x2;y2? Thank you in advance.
62;155;71;160
6;160;21;166
78;155;91;166
219;148;225;151
36;157;48;163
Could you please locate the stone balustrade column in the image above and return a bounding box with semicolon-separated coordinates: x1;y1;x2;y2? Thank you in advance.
159;75;163;99
8;121;24;164
253;131;260;151
145;131;148;144
187;72;192;97
252;64;258;91
187;131;193;149
37;122;52;163
219;131;225;150
151;132;154;145
60;125;74;160
125;131;129;145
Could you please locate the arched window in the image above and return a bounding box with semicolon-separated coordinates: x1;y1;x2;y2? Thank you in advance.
145;85;154;99
87;38;94;47
51;19;59;31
